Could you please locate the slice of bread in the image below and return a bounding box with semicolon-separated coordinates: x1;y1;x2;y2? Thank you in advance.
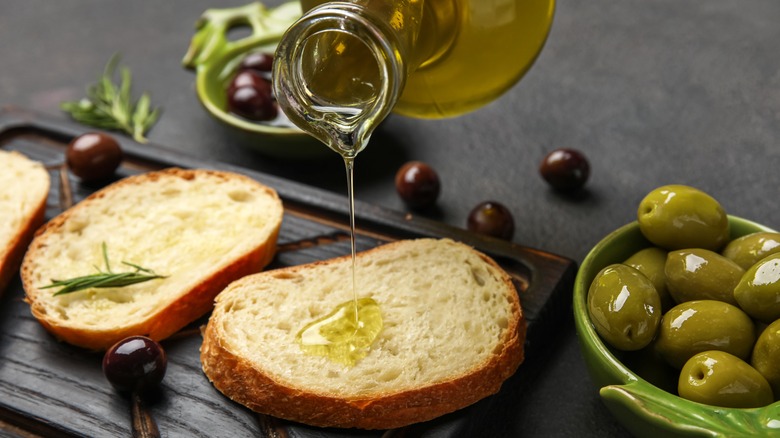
0;150;50;294
22;168;283;350
201;238;525;430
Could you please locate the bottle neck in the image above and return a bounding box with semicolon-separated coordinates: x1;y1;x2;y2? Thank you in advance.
273;1;418;157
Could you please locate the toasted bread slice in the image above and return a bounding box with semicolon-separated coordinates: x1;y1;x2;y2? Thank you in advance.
0;150;50;294
22;168;283;350
201;238;525;430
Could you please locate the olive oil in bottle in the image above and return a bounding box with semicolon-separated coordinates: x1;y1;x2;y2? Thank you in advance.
293;0;556;118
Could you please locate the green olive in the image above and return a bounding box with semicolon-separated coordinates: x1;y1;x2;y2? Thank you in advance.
679;350;774;408
733;254;780;323
751;318;780;399
588;264;662;351
664;248;744;305
722;232;780;270
655;300;755;369
637;185;729;251
624;247;674;312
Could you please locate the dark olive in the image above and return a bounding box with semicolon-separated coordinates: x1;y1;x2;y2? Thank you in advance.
66;132;123;182
239;52;274;74
227;83;278;121
467;201;515;240
539;148;590;191
228;70;268;94
103;336;167;394
394;161;441;209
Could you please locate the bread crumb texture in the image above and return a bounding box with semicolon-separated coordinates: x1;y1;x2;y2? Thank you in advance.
211;238;521;397
0;151;49;260
23;168;282;332
0;150;50;292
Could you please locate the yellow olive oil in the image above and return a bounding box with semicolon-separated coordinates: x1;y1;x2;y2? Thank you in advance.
296;297;383;366
296;0;421;110
299;0;555;118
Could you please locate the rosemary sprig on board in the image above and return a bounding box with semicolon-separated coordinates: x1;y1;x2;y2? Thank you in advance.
60;55;161;143
42;242;165;296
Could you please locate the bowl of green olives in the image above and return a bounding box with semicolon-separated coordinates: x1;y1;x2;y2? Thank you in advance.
182;2;325;158
574;184;780;437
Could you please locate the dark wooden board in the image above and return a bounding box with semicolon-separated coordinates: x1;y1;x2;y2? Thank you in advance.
0;107;576;438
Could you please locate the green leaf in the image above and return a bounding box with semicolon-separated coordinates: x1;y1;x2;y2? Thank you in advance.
132;94;151;142
42;242;166;296
60;54;160;143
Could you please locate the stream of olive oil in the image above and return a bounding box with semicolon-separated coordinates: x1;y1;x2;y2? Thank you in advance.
294;137;385;367
295;156;382;366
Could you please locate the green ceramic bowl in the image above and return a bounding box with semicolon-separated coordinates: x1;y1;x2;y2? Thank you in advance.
573;216;780;437
183;1;326;158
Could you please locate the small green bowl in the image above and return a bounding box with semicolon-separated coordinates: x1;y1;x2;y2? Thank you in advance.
183;2;326;158
573;216;780;437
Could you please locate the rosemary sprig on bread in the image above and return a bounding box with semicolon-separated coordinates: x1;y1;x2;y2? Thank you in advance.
22;168;283;350
42;242;165;296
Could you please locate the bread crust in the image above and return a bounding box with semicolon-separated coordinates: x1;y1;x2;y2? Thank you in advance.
201;240;526;430
0;179;48;294
21;168;282;351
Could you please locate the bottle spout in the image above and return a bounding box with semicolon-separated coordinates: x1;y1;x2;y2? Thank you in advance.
273;2;406;157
